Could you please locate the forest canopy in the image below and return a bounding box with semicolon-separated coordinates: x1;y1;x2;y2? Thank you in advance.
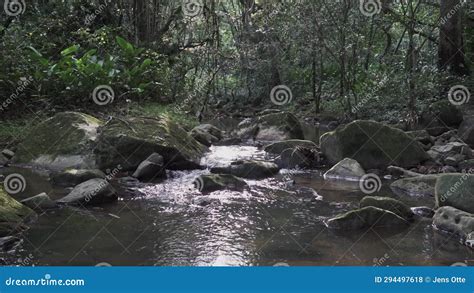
0;0;472;126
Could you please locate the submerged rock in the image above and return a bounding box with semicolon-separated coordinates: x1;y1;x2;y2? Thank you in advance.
324;158;365;181
435;174;474;213
0;187;35;237
57;178;117;206
190;124;223;147
193;174;248;193
20;193;57;211
51;169;106;187
132;153;166;182
264;140;318;155
320;120;429;170
390;175;439;197
433;206;474;248
95;116;206;171
210;160;279;179
1;149;14;160
360;196;414;221
326;206;410;230
236;112;304;141
12;112;103;170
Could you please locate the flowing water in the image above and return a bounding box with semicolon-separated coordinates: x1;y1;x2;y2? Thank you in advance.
0;145;472;266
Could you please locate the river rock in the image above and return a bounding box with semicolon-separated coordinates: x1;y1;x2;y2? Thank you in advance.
459;159;474;171
0;187;35;237
406;130;433;146
411;206;435;218
190;124;223;147
236;112;304;141
210;160;279;179
433;206;474;248
51;169;106;187
0;154;8;167
12;112;103;170
57;178;118;206
326;206;410;230
194;174;248;193
20;193;56;211
360;196;414;221
324;158;365;180
320;120;429;170
459;116;474;148
390;175;439;197
132;153;166;181
435;174;474;213
276;147;322;169
422;100;464;127
95;116;206;171
264;140;318;155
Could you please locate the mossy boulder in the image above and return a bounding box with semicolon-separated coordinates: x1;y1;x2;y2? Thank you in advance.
433;206;474;248
210;160;280;179
190;124;222;147
326;206;410;230
0;187;35;236
360;196;414;221
95;116;206;171
422;100;463;127
390;175;440;197
320;120;429;170
12;112;103;170
435;174;474;213
194;174;248;193
264;140;318;155
236;112;304;141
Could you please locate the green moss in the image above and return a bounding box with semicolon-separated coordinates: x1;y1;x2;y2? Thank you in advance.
13;112;103;163
0;187;34;236
130;102;198;130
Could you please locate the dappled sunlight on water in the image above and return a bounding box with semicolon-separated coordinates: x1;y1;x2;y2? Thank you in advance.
1;145;472;266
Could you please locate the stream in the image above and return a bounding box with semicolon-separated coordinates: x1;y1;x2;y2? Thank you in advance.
0;145;472;266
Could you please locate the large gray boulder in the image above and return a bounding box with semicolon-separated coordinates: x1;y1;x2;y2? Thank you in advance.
435;174;474;213
12;112;103;170
210;160;279;179
57;178;118;206
433;206;474;248
320;120;429;170
132;153;166;181
95;116;206;171
276;147;322;169
326;206;410;230
324;158;365;181
236;112;304;141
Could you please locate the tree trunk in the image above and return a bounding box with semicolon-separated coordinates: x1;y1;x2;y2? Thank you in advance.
439;0;470;75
